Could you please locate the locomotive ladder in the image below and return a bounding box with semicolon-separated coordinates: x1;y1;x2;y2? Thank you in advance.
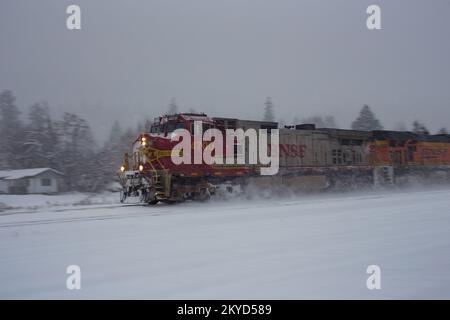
381;166;394;184
142;146;171;199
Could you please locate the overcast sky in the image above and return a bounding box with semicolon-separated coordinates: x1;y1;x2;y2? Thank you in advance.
1;0;449;142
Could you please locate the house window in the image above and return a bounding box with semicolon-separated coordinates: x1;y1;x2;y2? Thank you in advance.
41;178;51;186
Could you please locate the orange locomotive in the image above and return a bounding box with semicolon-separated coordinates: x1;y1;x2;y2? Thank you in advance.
118;113;450;204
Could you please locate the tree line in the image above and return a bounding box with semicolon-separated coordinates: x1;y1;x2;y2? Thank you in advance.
262;97;448;134
0;89;151;192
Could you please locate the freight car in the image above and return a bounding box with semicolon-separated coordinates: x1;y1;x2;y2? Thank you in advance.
118;113;450;203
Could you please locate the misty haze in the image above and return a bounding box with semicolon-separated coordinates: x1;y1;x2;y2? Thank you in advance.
1;0;449;143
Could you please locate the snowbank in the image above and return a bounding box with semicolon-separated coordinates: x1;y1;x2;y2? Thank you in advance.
0;192;119;212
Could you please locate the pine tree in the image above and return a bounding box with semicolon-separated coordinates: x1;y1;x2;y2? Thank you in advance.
103;120;123;163
263;97;275;122
56;113;97;191
96;120;124;189
168;98;179;115
0;90;23;169
351;105;383;131
412;121;429;135
109;120;123;145
20;102;59;168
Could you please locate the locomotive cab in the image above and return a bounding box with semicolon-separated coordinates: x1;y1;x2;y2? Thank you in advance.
149;113;212;137
149;118;185;136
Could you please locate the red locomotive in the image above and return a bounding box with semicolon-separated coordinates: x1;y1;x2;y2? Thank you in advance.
118;113;450;203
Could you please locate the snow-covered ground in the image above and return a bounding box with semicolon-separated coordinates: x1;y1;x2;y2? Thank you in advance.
0;192;118;212
0;187;450;299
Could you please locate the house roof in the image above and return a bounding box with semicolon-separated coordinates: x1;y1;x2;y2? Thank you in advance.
0;168;63;180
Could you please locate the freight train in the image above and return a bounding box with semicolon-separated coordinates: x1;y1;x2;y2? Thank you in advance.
118;113;450;204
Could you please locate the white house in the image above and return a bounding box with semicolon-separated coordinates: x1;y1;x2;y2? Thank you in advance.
0;168;64;194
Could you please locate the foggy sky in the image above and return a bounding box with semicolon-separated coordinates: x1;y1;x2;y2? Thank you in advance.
1;0;450;143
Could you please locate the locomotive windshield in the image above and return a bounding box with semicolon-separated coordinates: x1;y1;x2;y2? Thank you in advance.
149;121;184;135
166;122;185;133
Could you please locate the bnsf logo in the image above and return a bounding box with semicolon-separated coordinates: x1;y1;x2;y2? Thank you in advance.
279;144;307;158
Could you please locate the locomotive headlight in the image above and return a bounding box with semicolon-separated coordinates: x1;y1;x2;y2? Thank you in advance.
141;136;147;146
139;164;144;172
120;165;125;172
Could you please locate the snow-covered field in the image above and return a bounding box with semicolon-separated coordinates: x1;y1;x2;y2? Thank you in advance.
0;187;450;299
0;192;118;212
